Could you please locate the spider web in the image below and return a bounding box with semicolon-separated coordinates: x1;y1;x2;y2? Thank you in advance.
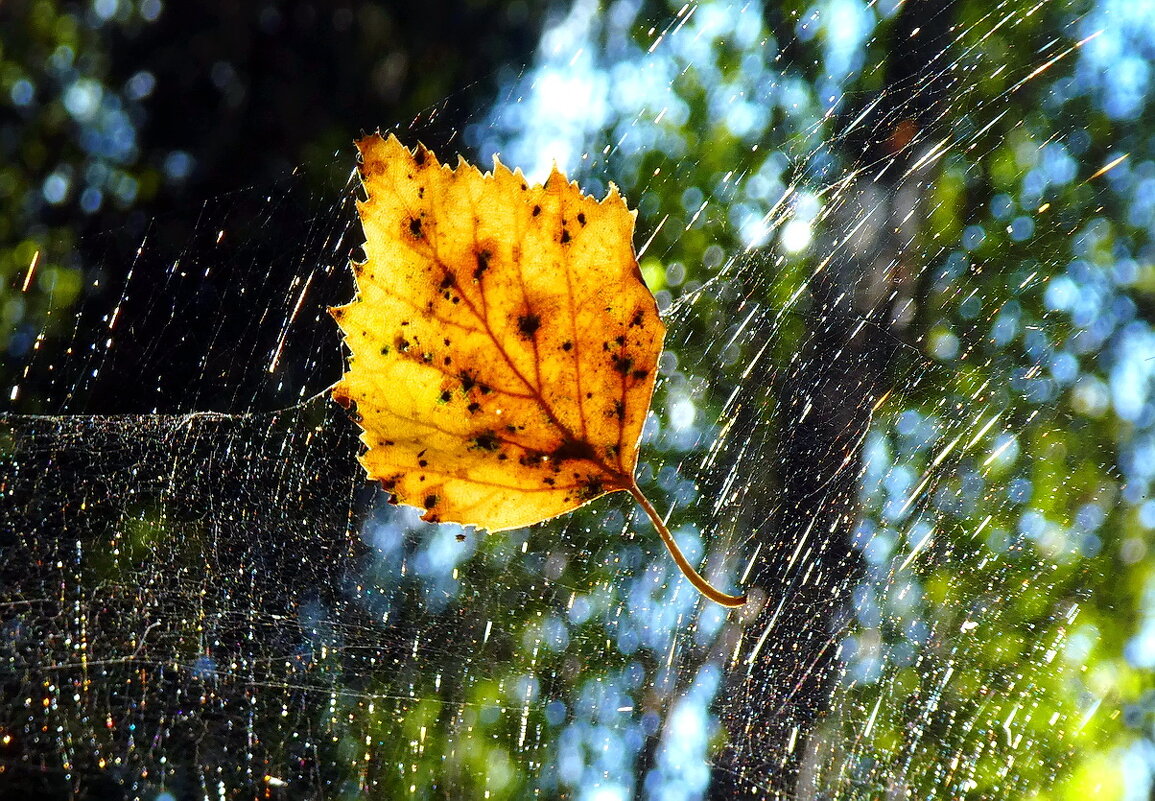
1;1;1149;798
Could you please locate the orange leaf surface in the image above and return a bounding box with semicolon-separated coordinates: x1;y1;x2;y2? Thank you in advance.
332;133;745;607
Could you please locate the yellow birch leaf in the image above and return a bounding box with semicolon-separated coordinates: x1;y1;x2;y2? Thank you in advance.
332;133;745;607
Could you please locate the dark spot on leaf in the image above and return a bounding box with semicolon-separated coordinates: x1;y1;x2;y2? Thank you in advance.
460;371;477;392
544;477;556;486
439;390;452;403
579;478;604;501
418;459;428;467
611;400;625;419
532;205;541;216
414;147;427;166
472;431;500;451
630;310;644;327
395;336;410;353
444;357;452;366
440;273;456;290
560;229;571;244
631;369;649;380
518;313;541;338
498;453;508;461
401;320;410;326
562;341;573;351
418;187;425;198
409;217;423;237
380;476;399;491
474;249;491;280
480;384;492;395
519;451;547;467
611;354;634;376
577;212;587;226
553;439;597;463
614;335;626;346
333;390;352;409
467;402;481;414
380;345;391;355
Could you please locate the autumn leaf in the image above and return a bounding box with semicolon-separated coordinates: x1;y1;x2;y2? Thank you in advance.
332;133;745;607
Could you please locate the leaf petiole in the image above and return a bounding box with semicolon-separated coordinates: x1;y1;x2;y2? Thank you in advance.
627;482;748;607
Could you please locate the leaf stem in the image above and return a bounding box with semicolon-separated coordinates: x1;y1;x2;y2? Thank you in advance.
627;482;747;608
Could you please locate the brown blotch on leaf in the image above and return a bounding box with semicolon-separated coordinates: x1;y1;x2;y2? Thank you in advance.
423;494;438;508
472;431;500;451
474;249;491;280
611;354;634;376
578;477;604;501
409;217;423;238
517;313;542;338
553;439;597;463
519;450;547;468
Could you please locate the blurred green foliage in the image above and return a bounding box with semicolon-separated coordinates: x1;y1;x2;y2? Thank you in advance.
5;0;1155;799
